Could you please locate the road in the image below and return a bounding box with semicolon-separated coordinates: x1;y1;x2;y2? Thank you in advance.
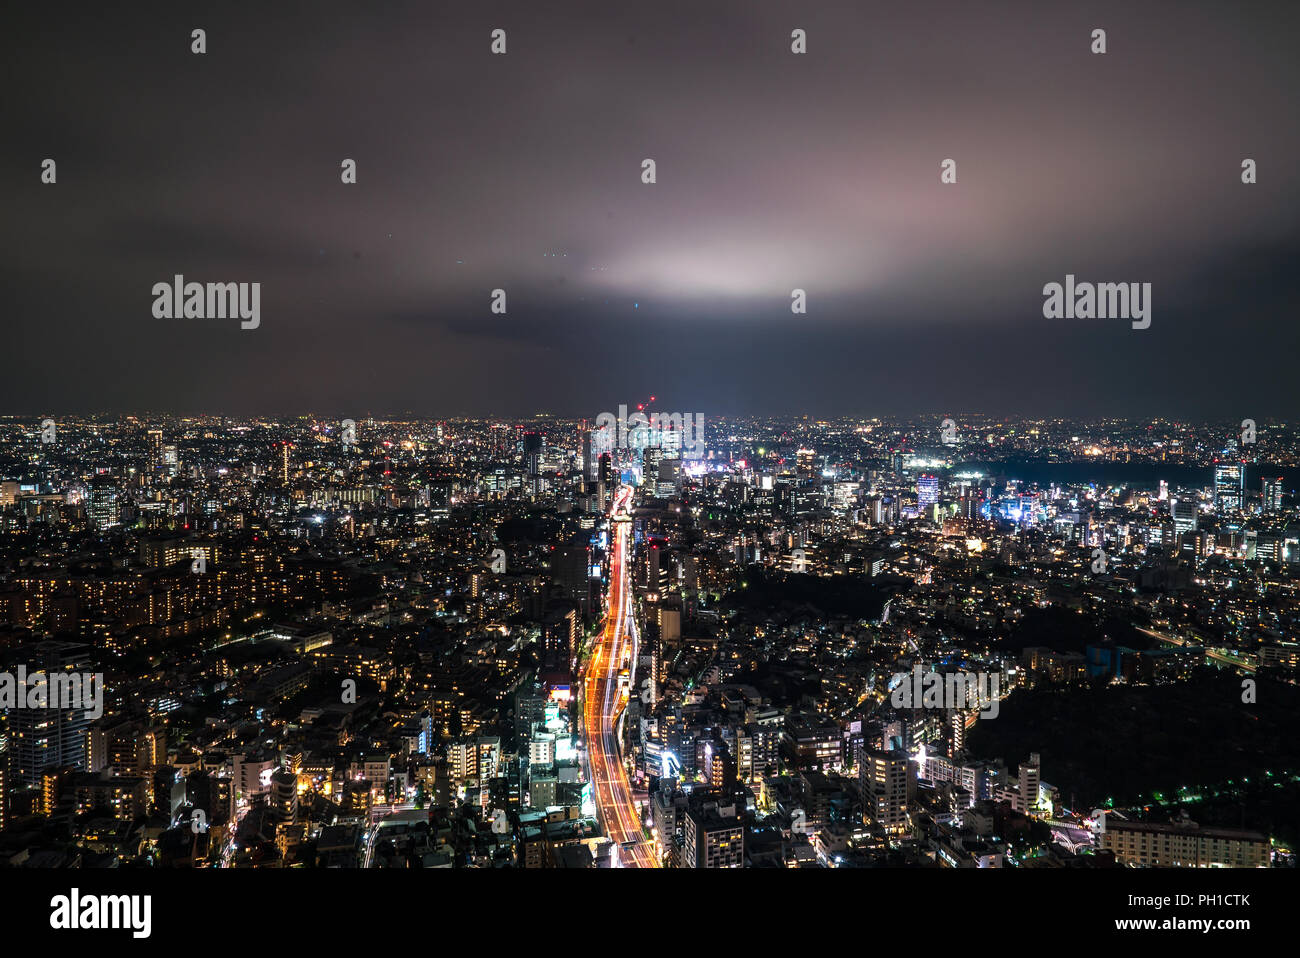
1137;627;1257;671
582;484;659;867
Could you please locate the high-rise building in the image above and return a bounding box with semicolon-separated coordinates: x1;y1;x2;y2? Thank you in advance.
5;642;97;786
581;429;594;481
683;793;744;868
644;446;663;487
523;432;543;493
146;428;164;477
1214;462;1245;512
281;441;292;484
87;479;119;532
551;543;593;617
917;475;939;510
656;458;680;497
859;746;908;832
597;452;612;512
1171;497;1198;535
1262;477;1283;514
1017;753;1041;815
646;543;663;594
541;605;578;670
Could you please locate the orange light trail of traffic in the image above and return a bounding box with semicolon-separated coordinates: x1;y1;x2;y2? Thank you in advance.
582;485;658;867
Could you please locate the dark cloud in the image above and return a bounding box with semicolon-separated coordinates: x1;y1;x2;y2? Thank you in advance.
2;0;1297;417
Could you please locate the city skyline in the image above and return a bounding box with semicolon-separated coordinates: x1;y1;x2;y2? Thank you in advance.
1;411;1294;878
0;0;1294;924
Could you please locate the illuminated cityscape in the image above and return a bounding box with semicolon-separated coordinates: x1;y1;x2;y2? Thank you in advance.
0;413;1295;872
3;0;1294;939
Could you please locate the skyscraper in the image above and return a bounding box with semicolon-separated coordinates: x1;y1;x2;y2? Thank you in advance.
644;446;662;488
524;431;543;494
581;429;594;481
1171;497;1198;535
917;475;939;510
87;478;119;532
551;542;593;618
1262;476;1283;514
146;428;164;477
1214;462;1245;512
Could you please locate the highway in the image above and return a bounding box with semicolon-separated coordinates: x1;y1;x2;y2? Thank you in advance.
1137;627;1257;672
582;485;659;867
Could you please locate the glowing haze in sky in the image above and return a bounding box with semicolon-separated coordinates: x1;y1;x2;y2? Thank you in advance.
3;1;1298;417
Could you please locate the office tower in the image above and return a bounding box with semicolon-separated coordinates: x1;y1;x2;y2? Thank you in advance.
597;452;612;511
1214;461;1245;512
1254;532;1284;562
281;441;292;483
523;431;542;464
680;555;699;594
1263;477;1283;514
917;474;939;509
582;429;594;481
859;746;908;832
644;446;663;487
551;543;592;617
87;479;119;532
1158;479;1169;501
146;428;164;477
1171;498;1198;535
542;605;578;670
646;543;661;593
657;458;680;496
522;432;544;494
658;419;683;458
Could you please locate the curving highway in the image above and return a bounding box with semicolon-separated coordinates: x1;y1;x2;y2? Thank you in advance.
582;485;659;867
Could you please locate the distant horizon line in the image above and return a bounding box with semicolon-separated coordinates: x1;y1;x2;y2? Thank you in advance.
0;411;1289;425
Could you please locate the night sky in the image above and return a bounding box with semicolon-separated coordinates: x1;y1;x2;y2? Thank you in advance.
4;1;1298;418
